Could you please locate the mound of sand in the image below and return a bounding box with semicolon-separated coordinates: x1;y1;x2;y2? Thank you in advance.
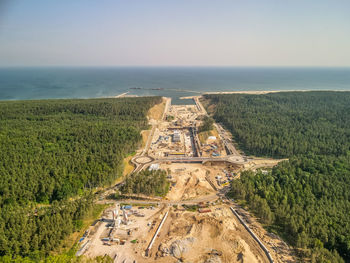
154;210;265;263
169;237;196;258
162;164;217;201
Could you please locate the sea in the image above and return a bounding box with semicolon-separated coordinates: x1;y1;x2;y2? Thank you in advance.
1;67;350;105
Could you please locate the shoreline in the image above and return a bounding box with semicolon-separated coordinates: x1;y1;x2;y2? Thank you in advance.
1;90;349;102
202;89;343;95
203;90;291;95
114;91;139;98
178;89;350;100
114;91;129;98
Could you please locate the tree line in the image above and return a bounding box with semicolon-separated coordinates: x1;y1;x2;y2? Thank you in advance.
0;194;95;261
198;116;214;133
121;169;169;197
204;92;350;158
0;97;161;260
204;92;350;262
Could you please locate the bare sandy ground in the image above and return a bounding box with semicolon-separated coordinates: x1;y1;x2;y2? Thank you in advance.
84;205;168;262
83;95;297;263
148;97;167;121
234;205;296;263
240;158;287;175
147;207;269;263
161;163;224;201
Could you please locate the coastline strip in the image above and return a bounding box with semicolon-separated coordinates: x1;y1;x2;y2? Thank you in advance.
115;92;129;98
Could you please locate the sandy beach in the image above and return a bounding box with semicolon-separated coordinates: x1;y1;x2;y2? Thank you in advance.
179;89;334;99
203;90;312;95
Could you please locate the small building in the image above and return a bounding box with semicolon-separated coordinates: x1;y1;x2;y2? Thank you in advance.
123;205;132;210
172;130;181;142
199;208;211;213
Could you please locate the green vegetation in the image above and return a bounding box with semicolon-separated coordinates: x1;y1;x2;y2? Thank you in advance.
0;97;161;261
166;115;175;121
204;92;350;262
0;195;95;261
198;115;214;133
205;92;350;158
121;170;170;197
56;204;108;255
231;157;349;262
182;204;198;212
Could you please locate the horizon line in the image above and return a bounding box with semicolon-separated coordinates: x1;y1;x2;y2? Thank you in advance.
1;65;350;69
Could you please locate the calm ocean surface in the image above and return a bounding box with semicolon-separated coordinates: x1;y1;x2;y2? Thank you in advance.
1;67;350;104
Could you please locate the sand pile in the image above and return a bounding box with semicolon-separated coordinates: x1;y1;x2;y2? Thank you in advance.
163;164;217;201
157;237;196;259
167;214;195;236
152;209;268;263
170;238;196;258
182;176;212;199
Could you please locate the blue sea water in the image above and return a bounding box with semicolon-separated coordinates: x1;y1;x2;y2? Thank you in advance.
0;67;350;104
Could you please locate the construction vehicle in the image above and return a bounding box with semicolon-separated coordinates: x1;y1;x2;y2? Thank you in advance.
209;249;222;256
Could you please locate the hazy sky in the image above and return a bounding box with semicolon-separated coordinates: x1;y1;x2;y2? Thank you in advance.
0;0;350;67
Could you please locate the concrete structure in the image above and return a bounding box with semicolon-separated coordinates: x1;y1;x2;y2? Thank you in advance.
145;211;169;256
153;155;247;165
230;207;274;263
167;152;186;157
172;130;181;142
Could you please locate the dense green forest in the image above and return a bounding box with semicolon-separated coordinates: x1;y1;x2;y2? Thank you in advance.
204;92;350;262
0;195;94;261
198;116;214;133
0;97;161;260
121;169;170;197
204;92;350;158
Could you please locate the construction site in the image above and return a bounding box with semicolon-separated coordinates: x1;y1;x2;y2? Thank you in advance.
79;96;296;263
147;104;200;158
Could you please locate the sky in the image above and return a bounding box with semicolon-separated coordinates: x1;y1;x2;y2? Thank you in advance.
0;0;350;67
